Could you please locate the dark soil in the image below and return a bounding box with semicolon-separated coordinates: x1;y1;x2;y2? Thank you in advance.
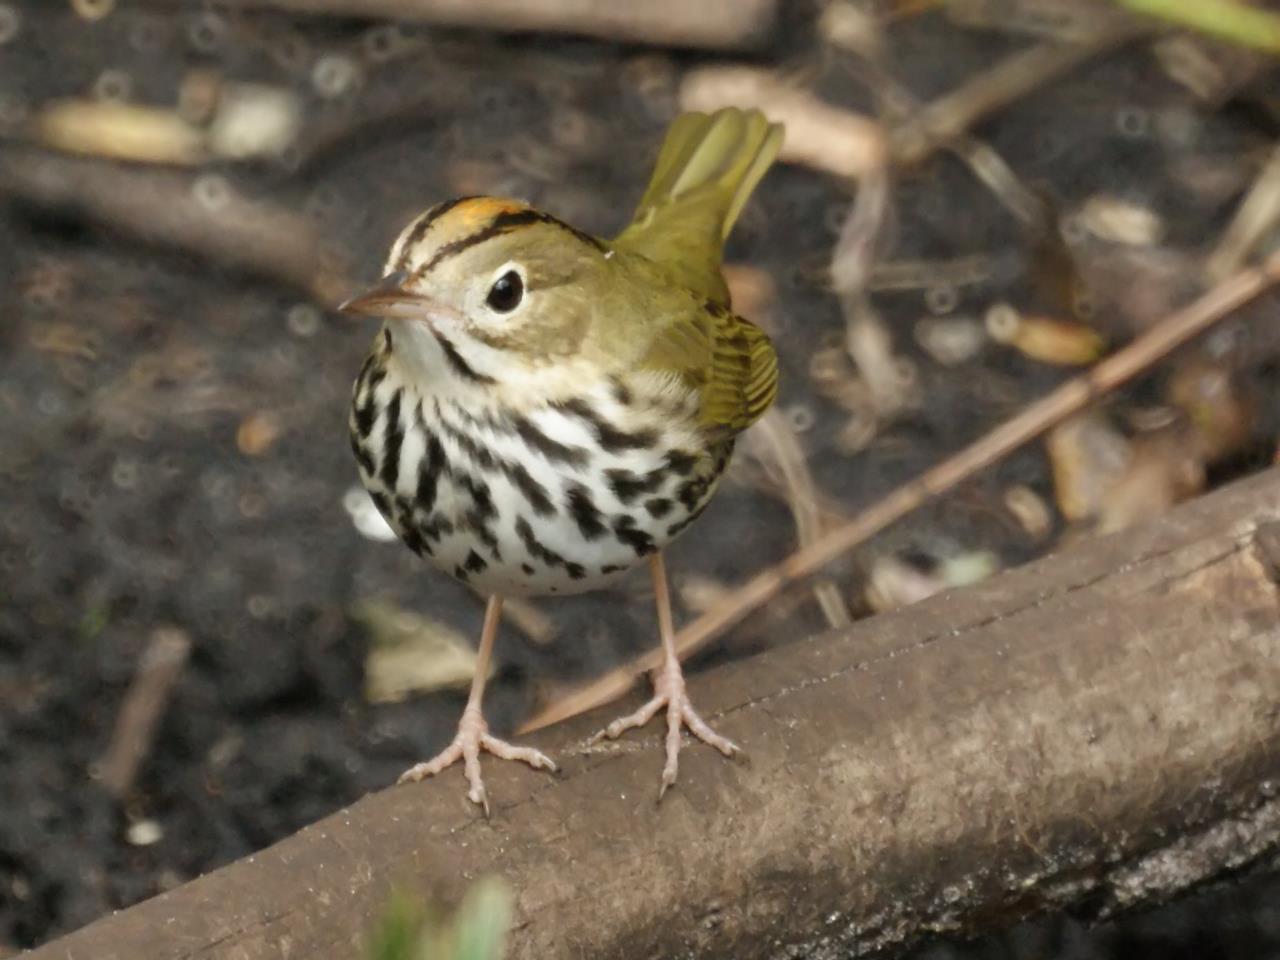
1;1;1278;955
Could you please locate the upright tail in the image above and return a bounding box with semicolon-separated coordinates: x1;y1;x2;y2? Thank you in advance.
613;108;784;303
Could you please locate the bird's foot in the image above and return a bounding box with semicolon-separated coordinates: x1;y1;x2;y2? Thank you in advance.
398;705;556;816
589;657;738;800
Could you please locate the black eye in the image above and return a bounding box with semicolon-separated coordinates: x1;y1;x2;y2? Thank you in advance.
486;270;523;312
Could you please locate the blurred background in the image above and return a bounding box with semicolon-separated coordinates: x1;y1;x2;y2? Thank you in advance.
2;0;1279;955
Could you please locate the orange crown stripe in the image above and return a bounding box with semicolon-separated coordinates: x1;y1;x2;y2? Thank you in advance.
449;197;530;230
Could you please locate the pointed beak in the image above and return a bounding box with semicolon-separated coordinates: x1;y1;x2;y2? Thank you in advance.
338;270;437;320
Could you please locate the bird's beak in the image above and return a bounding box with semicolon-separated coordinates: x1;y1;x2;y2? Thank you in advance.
338;270;438;321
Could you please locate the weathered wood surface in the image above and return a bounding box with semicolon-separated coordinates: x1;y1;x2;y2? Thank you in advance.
32;468;1280;959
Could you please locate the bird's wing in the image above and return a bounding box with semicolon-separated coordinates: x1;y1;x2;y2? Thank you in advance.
637;295;779;437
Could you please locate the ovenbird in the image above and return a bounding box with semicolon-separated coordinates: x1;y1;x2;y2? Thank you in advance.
341;107;783;812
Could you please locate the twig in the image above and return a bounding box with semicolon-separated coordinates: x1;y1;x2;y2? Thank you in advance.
145;0;778;51
829;153;911;424
521;249;1280;733
844;46;1056;233
500;597;556;647
946;0;1135;42
867;253;1000;291
745;410;850;630
829;142;891;296
948;136;1050;230
95;627;192;799
1205;141;1280;283
890;27;1142;165
0;147;350;304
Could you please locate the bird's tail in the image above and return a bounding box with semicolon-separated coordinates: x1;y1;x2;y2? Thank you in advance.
613;108;784;300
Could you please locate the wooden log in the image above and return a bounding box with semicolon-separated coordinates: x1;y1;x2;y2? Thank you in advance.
30;467;1280;959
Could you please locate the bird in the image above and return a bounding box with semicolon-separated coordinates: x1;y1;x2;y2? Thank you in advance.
340;107;784;812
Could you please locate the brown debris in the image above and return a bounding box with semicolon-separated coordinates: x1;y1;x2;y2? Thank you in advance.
236;411;283;457
1166;352;1257;464
985;303;1106;366
1047;412;1204;535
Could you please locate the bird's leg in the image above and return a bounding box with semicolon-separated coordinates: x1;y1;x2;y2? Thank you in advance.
398;594;556;815
591;553;738;799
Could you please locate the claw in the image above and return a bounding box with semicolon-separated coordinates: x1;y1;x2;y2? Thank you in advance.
591;658;738;801
398;706;556;816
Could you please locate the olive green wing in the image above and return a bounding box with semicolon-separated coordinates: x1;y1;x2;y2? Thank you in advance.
639;297;779;437
613;108;784;305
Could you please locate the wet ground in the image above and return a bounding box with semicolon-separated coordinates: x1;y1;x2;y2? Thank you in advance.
1;1;1279;954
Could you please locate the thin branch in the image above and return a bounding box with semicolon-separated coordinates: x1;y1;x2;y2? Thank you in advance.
1206;141;1280;283
522;249;1280;734
143;0;778;50
746;410;851;630
890;26;1143;165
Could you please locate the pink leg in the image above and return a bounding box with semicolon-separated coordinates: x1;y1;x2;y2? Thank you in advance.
590;553;738;799
398;595;556;815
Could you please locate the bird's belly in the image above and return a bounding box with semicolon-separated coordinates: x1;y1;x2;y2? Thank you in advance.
420;465;712;595
350;377;731;598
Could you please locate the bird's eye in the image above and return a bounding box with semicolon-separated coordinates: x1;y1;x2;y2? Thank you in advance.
486;270;524;313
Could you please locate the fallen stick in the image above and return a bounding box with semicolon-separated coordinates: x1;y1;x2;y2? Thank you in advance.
145;0;778;50
29;467;1280;958
95;627;192;799
522;247;1280;734
0;147;350;305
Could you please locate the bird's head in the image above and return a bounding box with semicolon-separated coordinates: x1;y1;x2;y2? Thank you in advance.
340;196;612;391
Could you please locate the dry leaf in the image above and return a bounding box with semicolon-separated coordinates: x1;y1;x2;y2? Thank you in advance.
1046;412;1131;522
352;599;486;704
1166;354;1256;463
986;303;1105;366
865;550;1000;613
34;100;206;164
236;411;282;457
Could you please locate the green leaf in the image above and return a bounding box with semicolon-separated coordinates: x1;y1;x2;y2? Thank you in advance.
365;879;512;960
1116;0;1280;54
451;878;513;960
366;890;429;960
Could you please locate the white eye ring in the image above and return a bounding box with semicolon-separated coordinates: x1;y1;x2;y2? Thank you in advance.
484;262;526;314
